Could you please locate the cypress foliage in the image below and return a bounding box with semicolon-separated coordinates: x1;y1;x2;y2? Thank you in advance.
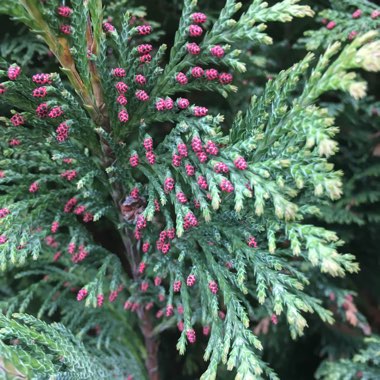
0;1;379;379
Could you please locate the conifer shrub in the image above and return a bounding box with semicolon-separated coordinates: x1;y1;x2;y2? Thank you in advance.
0;1;379;379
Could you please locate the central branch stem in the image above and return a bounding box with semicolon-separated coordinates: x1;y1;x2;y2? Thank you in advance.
138;309;161;380
101;139;160;380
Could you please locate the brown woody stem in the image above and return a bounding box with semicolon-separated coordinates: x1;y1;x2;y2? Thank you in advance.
138;309;160;380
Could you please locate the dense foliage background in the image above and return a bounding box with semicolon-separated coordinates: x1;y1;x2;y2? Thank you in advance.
0;1;379;379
